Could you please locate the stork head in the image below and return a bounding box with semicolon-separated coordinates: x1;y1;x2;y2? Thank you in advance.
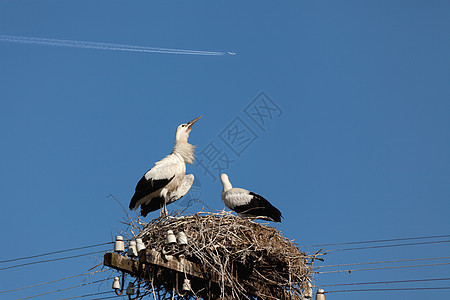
175;116;202;142
220;173;233;192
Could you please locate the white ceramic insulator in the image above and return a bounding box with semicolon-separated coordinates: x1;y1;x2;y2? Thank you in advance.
177;231;188;246
112;277;121;290
182;279;191;292
114;236;125;253
127;241;138;257
315;289;325;300
136;238;146;253
166;230;176;244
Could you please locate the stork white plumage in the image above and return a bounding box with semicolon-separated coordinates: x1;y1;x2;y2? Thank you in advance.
220;173;282;222
129;116;201;217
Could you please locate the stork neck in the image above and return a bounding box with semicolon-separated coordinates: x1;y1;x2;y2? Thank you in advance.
221;177;233;192
172;141;195;164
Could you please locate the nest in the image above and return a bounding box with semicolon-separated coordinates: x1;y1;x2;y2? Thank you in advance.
124;211;320;300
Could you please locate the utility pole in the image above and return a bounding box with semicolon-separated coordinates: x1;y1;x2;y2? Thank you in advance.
104;249;224;299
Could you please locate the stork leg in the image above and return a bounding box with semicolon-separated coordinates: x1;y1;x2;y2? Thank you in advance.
162;196;168;217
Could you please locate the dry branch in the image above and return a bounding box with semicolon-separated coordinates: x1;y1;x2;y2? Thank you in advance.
105;211;322;299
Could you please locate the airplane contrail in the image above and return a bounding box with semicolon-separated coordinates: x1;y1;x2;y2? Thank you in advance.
0;34;226;56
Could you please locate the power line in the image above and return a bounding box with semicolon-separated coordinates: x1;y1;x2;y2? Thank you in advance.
0;270;106;294
0;250;106;271
16;279;108;300
316;256;450;269
55;291;113;300
0;242;113;264
319;277;450;287
91;295;123;300
300;234;450;248
325;239;450;252
325;286;450;293
316;262;450;274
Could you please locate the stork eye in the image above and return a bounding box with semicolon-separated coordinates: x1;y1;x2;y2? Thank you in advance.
182;124;186;127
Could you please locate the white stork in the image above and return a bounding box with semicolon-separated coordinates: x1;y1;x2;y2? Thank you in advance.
220;173;282;222
129;116;201;217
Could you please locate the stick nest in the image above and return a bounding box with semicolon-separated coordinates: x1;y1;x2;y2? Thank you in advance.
129;211;317;299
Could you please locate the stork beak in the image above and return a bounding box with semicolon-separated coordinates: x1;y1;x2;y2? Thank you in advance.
186;116;202;129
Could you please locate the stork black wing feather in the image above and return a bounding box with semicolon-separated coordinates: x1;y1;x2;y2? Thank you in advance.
233;192;282;222
140;197;165;217
129;175;174;210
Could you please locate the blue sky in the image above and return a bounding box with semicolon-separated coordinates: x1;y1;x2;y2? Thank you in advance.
0;1;449;299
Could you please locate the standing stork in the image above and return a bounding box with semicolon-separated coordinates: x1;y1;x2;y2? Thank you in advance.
129;116;201;217
220;173;282;222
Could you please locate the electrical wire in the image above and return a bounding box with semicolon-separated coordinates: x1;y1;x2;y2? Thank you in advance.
325;239;450;252
0;270;106;294
0;250;106;271
91;295;123;300
316;262;450;274
324;286;450;293
16;279;108;300
3;234;447;298
300;234;450;248
319;277;450;287
315;256;450;269
55;291;113;300
0;242;113;264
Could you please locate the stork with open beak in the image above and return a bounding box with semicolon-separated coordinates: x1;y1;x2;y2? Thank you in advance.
129;116;201;217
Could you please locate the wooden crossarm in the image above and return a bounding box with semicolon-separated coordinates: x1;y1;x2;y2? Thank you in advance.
103;252;140;275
